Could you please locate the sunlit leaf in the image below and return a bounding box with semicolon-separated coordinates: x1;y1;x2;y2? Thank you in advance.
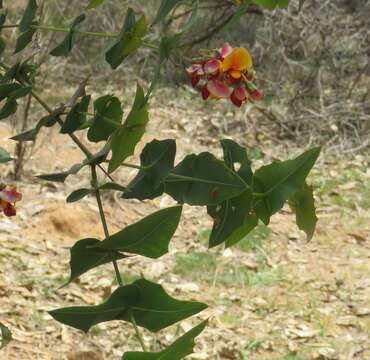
96;206;182;258
50;279;207;333
253;0;290;10
122;320;208;360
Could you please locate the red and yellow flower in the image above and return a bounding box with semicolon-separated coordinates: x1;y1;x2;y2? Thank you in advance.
0;186;22;217
186;42;262;107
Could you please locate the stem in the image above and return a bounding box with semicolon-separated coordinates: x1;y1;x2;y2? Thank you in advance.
0;24;159;49
91;165;148;352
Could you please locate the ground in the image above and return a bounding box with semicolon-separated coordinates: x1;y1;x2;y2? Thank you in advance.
0;91;369;360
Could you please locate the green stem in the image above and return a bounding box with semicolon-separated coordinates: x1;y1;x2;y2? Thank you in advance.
91;165;148;352
0;23;159;49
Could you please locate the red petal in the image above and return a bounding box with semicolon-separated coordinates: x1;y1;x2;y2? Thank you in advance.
204;59;221;75
219;42;233;58
249;89;262;101
191;75;200;87
233;86;248;101
207;79;232;99
201;84;210;100
0;189;22;203
186;64;202;75
3;202;16;217
230;92;243;107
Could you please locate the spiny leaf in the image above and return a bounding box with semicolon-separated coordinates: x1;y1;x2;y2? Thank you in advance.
49;279;207;333
96;206;182;259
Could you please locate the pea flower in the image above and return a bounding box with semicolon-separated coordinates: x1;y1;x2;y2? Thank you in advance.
186;42;262;107
0;186;22;217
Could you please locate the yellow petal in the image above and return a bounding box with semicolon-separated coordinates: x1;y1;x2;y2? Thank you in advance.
221;48;253;72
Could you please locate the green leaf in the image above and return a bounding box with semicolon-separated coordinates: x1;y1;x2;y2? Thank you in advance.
109;85;149;172
0;98;17;120
152;0;182;26
253;0;290;10
122;320;208;360
64;238;126;286
61;95;91;134
49;279;207;333
37;163;83;183
0;83;22;101
165;152;247;206
105;14;147;69
11;112;59;141
123;139;176;200
14;25;37;53
221;139;253;185
66;188;91;203
207;190;256;248
19;0;37;32
0;322;12;350
289;183;317;240
159;34;181;62
50;14;86;57
99;182;127;192
253;147;320;224
0;147;12;163
86;0;106;9
87;95;122;142
0;63;20;84
222;1;251;33
96;206;182;259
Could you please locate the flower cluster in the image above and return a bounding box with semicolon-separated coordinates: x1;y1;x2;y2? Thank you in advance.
186;42;262;107
0;186;22;217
